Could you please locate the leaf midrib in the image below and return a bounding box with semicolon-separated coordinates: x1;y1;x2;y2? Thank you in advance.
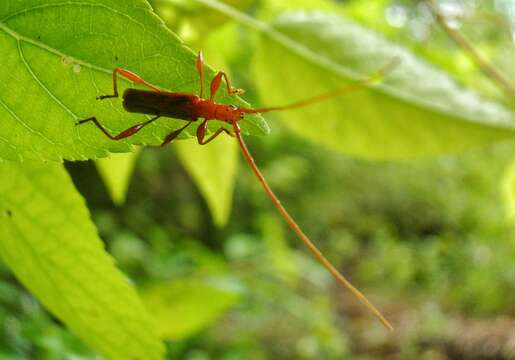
0;20;112;75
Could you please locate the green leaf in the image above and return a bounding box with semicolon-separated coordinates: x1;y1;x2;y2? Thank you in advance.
502;160;515;223
96;149;141;205
175;136;238;227
155;0;256;39
141;278;240;340
0;0;267;162
259;214;299;285
252;12;515;159
0;162;164;360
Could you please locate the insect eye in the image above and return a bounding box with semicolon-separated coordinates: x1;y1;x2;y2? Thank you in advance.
240;113;244;119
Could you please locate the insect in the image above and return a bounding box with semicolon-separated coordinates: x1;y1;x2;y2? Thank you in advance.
78;51;396;331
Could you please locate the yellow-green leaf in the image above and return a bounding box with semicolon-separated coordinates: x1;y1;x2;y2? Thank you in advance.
0;162;164;359
175;136;238;227
96;149;141;205
142;278;240;340
502;160;515;223
253;12;515;159
195;0;515;159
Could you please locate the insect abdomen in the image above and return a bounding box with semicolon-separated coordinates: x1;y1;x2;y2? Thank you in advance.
122;89;199;121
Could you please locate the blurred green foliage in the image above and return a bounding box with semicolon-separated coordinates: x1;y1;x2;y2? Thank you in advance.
1;0;515;359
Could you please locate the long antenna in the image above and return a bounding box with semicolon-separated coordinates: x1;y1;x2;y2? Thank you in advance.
231;121;393;331
242;59;399;114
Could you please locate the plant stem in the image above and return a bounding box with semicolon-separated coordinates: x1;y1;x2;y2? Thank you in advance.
427;0;515;100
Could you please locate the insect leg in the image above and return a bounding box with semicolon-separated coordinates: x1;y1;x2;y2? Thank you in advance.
97;68;162;100
198;127;233;145
160;121;194;147
76;115;160;140
209;71;244;101
196;51;204;98
196;119;232;145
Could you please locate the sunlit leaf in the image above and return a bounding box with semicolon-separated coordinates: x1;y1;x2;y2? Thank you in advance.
96;149;141;205
0;0;267;162
253;12;515;159
175;136;238;227
172;23;242;228
0;162;164;359
154;0;256;39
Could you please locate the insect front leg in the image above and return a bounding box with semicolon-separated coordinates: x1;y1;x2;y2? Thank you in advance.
76;115;160;140
97;68;163;100
196;119;233;145
209;71;244;101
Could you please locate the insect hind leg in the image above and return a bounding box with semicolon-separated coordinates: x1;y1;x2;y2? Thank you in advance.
161;121;194;147
76;116;160;140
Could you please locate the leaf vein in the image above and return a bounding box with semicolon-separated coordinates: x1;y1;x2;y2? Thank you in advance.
0;96;55;158
5;201;151;353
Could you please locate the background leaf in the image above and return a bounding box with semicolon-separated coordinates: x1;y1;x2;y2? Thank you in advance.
175;136;238;227
259;214;299;285
251;12;515;159
96;149;141;205
502;160;515;222
154;0;256;42
141;278;240;340
0;162;164;359
0;0;267;162
172;23;242;228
